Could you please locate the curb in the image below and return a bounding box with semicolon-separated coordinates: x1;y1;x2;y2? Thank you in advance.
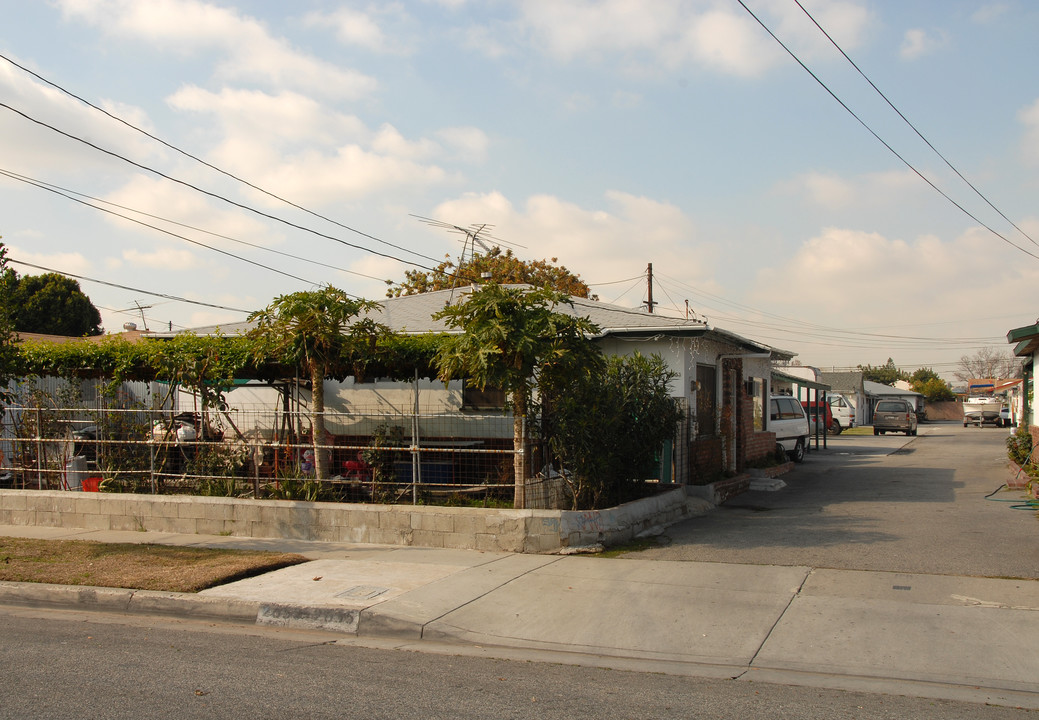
0;581;360;633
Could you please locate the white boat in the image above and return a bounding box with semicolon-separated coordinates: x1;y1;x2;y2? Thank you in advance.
963;396;1002;426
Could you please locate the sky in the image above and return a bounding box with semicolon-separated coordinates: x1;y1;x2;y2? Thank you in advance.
1;0;1038;379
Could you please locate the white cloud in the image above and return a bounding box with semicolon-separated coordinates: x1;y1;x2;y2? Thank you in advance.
103;175;282;250
122;247;197;270
429;189;714;303
750;226;1039;332
900;28;946;60
435;126;489;163
304;6;417;54
1019;98;1039;164
0;56;161;172
168;87;455;204
971;3;1009;23
779;169;921;210
510;0;871;77
57;0;377;99
5;244;92;277
371;124;440;160
612;90;643;109
306;8;389;52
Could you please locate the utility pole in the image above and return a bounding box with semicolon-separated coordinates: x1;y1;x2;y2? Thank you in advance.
643;263;657;314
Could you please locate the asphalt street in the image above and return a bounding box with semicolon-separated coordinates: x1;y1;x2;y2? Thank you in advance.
630;423;1038;579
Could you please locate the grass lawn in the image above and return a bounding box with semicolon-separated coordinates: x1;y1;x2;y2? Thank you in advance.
0;536;307;593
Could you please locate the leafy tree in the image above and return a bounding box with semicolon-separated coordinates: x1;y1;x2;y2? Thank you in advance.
432;284;602;508
859;358;907;386
388;246;595;299
541;352;682;509
248;287;386;480
954;347;1020;382
7;272;103;337
908;368;955;402
0;242;17;407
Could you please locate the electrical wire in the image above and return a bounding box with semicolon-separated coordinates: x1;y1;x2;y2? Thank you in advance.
0;167;390;284
792;0;1039;250
0;52;443;266
0;168;319;287
0;100;438;270
734;0;1039;262
7;258;252;314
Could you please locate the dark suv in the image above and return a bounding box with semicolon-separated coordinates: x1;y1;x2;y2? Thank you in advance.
873;399;918;436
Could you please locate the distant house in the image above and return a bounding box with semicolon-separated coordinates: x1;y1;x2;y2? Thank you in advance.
819;371;868;426
163;287;798;485
865;380;924;421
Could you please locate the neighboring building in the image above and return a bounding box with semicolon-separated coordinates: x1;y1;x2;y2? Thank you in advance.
864;380;924;421
163;286;798;485
1007;321;1039;430
820;371;868;426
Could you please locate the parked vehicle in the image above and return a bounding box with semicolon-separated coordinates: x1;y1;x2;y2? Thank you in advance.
873;399;918;436
801;400;834;435
826;393;855;433
963;397;1002;427
770;395;810;462
998;405;1012;428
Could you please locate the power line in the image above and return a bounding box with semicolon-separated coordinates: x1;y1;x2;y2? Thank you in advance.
0;168;319;287
0;100;439;270
793;0;1039;250
7;258;253;314
0;51;443;265
734;0;1039;262
0;167;390;284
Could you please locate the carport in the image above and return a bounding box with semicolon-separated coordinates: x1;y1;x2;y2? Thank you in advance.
771;370;831;452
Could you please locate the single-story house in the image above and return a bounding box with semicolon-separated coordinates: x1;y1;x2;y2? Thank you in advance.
162;286;798;485
865;380;924;422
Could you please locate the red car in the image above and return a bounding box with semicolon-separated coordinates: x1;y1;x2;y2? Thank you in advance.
801;400;836;434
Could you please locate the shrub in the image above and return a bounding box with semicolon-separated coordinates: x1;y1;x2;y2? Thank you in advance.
539;352;682;509
1006;425;1035;467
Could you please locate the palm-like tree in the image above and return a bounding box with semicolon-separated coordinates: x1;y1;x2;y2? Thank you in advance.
249;287;384;480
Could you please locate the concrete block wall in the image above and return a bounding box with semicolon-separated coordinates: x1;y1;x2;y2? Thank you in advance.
0;486;712;554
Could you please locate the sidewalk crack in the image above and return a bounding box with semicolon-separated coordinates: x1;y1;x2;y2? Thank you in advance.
746;566;813;669
418;556;566;638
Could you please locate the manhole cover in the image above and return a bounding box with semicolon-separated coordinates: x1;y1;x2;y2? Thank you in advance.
335;585;390;600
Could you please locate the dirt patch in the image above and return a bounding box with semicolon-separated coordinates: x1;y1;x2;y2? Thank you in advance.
0;536;308;593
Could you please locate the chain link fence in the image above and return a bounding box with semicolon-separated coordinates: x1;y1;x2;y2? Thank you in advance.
0;402;518;506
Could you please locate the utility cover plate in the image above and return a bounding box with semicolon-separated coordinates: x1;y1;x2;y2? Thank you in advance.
336;585;390;600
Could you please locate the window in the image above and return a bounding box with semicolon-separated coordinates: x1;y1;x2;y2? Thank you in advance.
696;364;717;437
463;383;506;410
770;397;803;420
752;378;765;431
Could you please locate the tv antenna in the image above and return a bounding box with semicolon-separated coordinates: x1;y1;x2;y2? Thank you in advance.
116;300;152;331
411;214;526;289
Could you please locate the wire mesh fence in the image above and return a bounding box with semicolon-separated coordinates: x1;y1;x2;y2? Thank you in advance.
0;404;518;506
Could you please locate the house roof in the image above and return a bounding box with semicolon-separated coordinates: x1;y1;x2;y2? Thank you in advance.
162;285;795;359
1007;321;1039;357
15;330;153;345
819;371;864;394
863;380;922;398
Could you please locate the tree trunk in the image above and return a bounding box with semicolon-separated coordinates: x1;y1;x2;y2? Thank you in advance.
310;366;330;480
512;391;528;509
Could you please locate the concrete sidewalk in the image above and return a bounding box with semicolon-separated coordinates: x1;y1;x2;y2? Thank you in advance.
2;524;1038;709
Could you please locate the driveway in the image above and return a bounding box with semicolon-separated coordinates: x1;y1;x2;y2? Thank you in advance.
626;422;1039;579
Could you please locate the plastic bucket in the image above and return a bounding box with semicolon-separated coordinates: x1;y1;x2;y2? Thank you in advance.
82;476;102;492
